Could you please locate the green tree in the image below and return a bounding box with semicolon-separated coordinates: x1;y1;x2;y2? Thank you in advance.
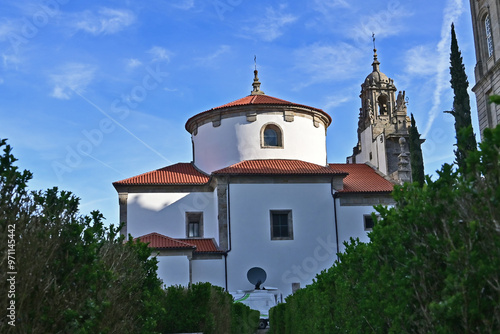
409;113;425;186
270;124;500;333
446;23;477;172
0;139;164;333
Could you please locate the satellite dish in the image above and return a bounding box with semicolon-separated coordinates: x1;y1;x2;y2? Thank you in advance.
247;267;267;290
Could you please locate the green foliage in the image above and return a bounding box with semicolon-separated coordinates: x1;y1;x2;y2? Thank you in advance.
490;95;500;104
0;139;164;333
157;282;259;334
270;125;500;333
446;23;477;172
231;300;260;334
409;113;425;186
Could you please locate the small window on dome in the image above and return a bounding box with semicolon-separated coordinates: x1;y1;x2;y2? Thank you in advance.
261;123;283;148
264;128;278;146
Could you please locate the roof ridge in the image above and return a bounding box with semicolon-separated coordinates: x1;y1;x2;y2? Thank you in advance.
113;162;210;186
362;162;397;185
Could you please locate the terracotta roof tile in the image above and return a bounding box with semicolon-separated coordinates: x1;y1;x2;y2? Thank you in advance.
135;233;196;249
113;163;209;186
178;238;223;253
213;159;346;175
330;163;395;193
185;94;332;129
214;94;324;113
115;161;394;193
136;233;223;253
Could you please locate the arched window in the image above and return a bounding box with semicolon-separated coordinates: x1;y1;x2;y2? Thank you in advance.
485;14;494;58
261;123;283;148
377;95;388;115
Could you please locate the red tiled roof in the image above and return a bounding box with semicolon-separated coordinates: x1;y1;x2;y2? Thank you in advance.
178;239;223;253
136;233;223;253
114;161;393;193
213;159;346;175
136;233;196;249
113;163;209;186
185;94;332;130
330;163;395;193
214;94;324;113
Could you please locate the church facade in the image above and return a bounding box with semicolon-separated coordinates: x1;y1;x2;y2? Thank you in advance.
469;0;500;137
113;53;410;297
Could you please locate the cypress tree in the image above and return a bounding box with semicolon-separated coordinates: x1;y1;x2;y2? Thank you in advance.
409;113;425;186
446;23;477;172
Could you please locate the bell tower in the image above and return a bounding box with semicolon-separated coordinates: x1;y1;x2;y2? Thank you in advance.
348;47;411;183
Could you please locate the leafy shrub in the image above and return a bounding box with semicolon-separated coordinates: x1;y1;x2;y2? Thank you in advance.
0;139;165;333
269;125;500;333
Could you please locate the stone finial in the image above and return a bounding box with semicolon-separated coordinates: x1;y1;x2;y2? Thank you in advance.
372;48;381;72
397;137;411;184
251;69;265;95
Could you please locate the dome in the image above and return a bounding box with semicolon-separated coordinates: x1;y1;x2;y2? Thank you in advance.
364;48;390;86
365;70;390;85
185;70;331;174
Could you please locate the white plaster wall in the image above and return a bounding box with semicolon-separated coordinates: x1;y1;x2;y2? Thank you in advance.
356;126;372;164
193;114;327;174
226;183;337;297
192;259;226;288
335;200;378;253
375;133;387;175
356;127;388;175
157;255;190;287
127;191;218;241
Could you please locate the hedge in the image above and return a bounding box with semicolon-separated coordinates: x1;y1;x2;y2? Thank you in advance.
157;282;259;334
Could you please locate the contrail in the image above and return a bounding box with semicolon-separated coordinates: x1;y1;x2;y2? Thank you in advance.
422;0;464;138
73;89;172;165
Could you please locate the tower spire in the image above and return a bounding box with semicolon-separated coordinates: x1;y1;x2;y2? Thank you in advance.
251;55;265;95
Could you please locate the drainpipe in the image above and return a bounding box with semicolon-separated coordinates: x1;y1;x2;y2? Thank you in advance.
224;180;232;291
331;181;340;261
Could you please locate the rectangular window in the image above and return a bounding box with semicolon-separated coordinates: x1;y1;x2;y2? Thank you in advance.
364;215;375;231
485;15;494;57
188;222;199;237
270;210;293;240
186;212;203;238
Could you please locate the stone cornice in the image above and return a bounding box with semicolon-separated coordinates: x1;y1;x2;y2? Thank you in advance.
185;104;331;134
472;58;500;92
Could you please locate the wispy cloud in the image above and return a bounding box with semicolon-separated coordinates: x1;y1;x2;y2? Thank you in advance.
294;42;363;86
50;63;96;99
244;4;297;42
313;0;350;15
194;45;230;66
0;21;16;42
171;0;195;10
1;53;22;69
323;94;352;111
348;3;411;43
405;45;439;76
422;0;464;137
72;8;135;35
147;46;173;62
125;58;142;69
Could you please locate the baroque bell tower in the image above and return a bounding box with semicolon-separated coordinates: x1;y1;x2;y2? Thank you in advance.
347;47;411;184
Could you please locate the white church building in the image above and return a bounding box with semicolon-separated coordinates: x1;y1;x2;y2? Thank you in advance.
113;50;411;297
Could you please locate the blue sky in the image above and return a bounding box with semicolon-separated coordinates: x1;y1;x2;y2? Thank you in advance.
0;0;479;226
